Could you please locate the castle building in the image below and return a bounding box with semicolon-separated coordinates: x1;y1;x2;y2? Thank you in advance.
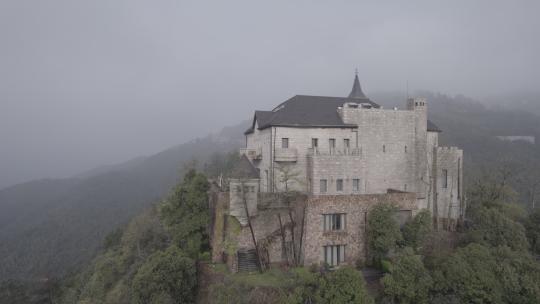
211;75;464;270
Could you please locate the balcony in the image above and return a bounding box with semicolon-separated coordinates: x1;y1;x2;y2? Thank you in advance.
239;148;262;160
274;148;298;162
307;147;362;156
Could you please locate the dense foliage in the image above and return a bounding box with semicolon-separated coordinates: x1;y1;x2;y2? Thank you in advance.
525;208;540;255
381;249;432;304
367;203;403;266
160;170;210;258
52;170;210;303
317;267;373;304
131;246;197;304
402;209;432;252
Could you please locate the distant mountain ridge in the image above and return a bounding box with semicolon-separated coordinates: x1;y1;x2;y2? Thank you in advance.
0;122;247;281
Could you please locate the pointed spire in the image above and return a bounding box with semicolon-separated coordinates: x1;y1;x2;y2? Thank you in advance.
348;71;367;99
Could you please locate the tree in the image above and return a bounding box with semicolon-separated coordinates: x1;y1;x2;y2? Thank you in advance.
381;248;433;304
160;169;210;258
525;208;540;255
467;207;529;252
131;246;197;304
275;163;302;192
431;244;503;304
491;246;540;304
402;209;432;252
317;267;373;304
367;203;403;266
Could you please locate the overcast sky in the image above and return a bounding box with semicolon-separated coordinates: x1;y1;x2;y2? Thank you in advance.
1;0;539;189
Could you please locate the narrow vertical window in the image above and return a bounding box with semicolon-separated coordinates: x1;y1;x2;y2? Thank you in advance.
336;179;343;192
320;179;327;193
457;158;461;198
383;145;386;153
329;138;336;154
442;169;448;188
404;145;408;153
323;245;346;266
281;138;289;148
353;179;360;192
312;138;318;148
344;139;350;149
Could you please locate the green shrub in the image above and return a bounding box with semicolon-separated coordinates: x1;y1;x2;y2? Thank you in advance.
317;267;373;304
381;249;432;304
367;203;403;266
131;246;197;304
402;209;432;252
467;207;529;252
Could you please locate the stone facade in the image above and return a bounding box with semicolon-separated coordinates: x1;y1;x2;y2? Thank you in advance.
302;192;417;266
243;95;463;224
211;77;465;271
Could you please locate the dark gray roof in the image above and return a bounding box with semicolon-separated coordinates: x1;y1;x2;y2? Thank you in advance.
244;75;442;134
229;155;260;179
348;74;367;99
245;95;379;134
427;120;442;132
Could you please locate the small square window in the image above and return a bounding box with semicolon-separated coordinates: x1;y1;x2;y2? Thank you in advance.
336;179;343;191
281;138;289;148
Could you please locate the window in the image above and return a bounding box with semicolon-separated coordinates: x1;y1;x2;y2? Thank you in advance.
404;184;407;191
312;138;318;148
320;179;327;193
383;145;386;153
442;169;448;188
329;138;336;148
323;245;346;267
281;138;289;148
336;179;343;191
344;139;350;149
404;145;408;153
353;179;360;192
323;213;346;231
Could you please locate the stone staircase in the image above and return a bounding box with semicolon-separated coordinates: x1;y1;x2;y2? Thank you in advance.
237;249;259;272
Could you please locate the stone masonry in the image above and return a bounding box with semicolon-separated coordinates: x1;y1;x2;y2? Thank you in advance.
212;75;464;269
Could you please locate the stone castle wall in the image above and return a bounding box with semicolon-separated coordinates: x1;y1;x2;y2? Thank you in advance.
301;192;417;266
433;147;464;229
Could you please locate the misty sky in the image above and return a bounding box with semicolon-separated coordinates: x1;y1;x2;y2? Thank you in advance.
1;0;539;189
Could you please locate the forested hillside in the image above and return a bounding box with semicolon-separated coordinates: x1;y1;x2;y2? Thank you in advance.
0;124;246;282
2;91;540;303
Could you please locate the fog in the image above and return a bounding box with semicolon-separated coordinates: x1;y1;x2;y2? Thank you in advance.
1;0;539;189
